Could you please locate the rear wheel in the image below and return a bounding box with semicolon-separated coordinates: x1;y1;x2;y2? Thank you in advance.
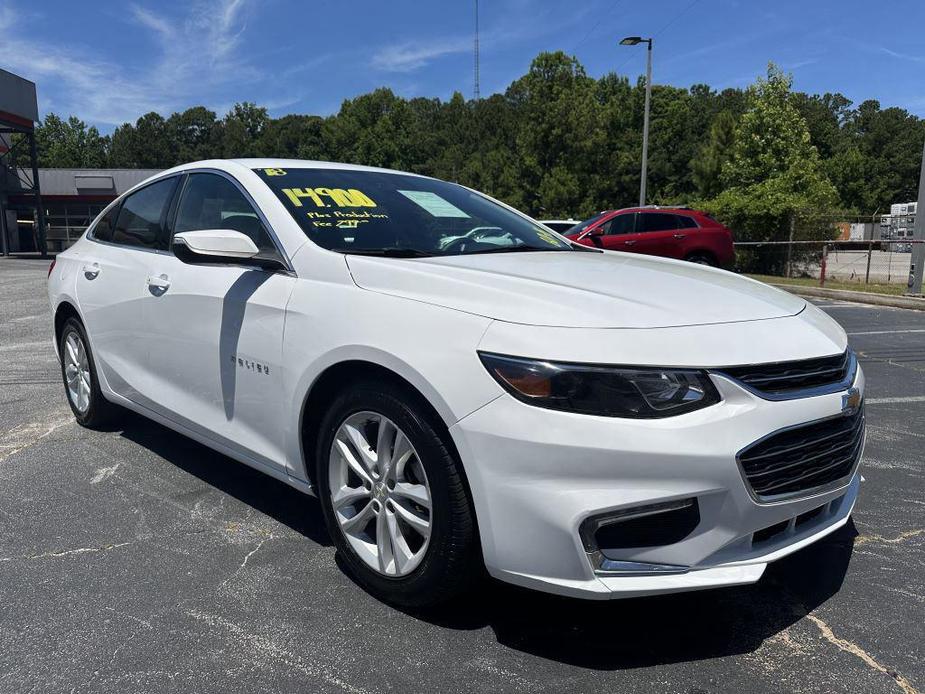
59;317;120;428
686;252;717;267
316;381;478;608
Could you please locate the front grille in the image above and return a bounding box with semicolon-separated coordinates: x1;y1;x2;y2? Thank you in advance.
737;408;864;501
718;351;851;395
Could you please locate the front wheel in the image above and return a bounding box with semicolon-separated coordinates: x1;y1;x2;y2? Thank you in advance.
316;381;478;608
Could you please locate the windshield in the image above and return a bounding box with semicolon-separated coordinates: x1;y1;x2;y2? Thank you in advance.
254;167;572;256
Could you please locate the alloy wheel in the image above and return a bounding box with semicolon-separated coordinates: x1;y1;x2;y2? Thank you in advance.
64;331;91;413
328;411;432;577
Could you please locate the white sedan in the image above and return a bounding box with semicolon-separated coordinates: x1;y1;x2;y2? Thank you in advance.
48;159;864;606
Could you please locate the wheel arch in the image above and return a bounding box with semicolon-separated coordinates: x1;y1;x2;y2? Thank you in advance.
298;358;460;486
53;300;82;345
684;249;718;265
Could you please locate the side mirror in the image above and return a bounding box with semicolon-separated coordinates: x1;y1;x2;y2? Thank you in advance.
172;229;260;264
579;226;604;240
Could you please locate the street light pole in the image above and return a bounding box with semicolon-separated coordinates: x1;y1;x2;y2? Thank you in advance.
620;36;654;207
640;39;653;208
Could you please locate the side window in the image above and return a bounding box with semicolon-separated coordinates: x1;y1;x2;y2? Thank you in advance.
637;213;679;233
605;213;636;235
112;177;179;250
91;204;119;243
676;215;698;229
174;173;277;254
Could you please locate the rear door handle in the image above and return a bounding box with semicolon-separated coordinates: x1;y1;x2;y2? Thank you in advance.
82;263;100;280
624;240;636;246
146;274;170;296
673;234;687;239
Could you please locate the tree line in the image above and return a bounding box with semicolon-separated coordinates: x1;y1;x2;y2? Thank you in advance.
32;52;924;244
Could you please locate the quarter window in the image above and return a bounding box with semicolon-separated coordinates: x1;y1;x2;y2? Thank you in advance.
112;177;179;250
91;204;119;243
676;215;698;229
174;173;277;254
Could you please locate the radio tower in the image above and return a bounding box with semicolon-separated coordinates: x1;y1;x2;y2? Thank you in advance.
473;0;481;100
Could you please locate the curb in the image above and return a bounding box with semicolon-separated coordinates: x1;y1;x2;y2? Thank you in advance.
770;284;925;311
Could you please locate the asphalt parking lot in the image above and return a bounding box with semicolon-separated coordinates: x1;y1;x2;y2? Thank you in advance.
1;256;922;694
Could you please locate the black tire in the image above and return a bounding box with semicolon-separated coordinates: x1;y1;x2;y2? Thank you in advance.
316;380;478;608
58;317;120;428
686;252;717;267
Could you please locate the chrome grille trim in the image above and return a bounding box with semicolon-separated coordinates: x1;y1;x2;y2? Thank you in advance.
736;407;865;503
713;351;856;401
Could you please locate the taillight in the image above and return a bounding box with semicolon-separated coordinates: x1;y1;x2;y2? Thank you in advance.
47;259;56;278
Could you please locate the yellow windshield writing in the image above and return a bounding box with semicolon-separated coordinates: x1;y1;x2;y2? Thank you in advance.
282;187;377;209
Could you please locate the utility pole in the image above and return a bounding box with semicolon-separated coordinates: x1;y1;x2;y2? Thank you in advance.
473;0;480;101
909;136;925;295
620;36;653;207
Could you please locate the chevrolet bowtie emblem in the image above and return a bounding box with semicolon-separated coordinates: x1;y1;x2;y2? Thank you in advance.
842;387;862;416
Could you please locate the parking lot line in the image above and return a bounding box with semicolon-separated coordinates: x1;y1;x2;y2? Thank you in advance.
864;396;925;405
848;329;925;336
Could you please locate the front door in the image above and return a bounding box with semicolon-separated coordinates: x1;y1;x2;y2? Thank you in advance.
140;172;295;471
596;212;637;251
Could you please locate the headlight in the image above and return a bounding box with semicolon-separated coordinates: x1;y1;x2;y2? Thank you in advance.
479;352;720;418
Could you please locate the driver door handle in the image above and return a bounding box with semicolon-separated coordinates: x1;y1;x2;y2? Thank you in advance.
673;233;687;239
82;263;101;280
146;274;171;296
624;240;636;246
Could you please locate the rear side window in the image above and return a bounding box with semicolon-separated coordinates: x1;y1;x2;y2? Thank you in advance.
174;173;277;254
637;213;679;233
676;215;698;229
112;177;178;250
91;205;119;243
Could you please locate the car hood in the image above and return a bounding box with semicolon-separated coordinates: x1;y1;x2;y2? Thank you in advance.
345;250;806;329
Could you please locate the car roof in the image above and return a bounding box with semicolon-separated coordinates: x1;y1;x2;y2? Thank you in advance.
154;158;432;181
605;207;701;215
232;158;429;178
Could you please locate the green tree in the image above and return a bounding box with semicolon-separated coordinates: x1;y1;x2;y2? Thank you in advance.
691;110;736;199
34;114;109;167
221;102;270;158
708;64;839;251
166;107;221;163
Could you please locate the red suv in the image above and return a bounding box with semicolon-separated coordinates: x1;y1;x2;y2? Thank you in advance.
565;207;734;267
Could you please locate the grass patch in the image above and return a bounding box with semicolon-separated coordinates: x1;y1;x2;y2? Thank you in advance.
746;274;910;296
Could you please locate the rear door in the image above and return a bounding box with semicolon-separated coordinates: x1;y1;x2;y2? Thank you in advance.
140;171;295;471
75;177;179;401
632;212;685;258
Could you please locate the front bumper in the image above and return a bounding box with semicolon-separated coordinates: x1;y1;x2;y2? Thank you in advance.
449;366;864;600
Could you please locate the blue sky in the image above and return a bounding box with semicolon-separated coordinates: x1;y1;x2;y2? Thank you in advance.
2;0;924;131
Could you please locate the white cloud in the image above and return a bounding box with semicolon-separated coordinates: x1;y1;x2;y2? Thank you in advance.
879;47;925;64
129;4;171;37
0;0;278;127
372;38;472;73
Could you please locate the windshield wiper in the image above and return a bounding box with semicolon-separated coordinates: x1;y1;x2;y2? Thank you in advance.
460;245;561;255
332;248;435;258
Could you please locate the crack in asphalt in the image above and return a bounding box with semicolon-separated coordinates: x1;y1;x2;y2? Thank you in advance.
0;542;133;562
0;411;73;463
184;608;372;694
805;614;920;694
855;529;924;547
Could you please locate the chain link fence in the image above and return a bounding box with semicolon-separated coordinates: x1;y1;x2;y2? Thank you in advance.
734;239;923;292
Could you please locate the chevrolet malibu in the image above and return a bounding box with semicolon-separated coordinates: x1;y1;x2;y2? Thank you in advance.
48;159;865;607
